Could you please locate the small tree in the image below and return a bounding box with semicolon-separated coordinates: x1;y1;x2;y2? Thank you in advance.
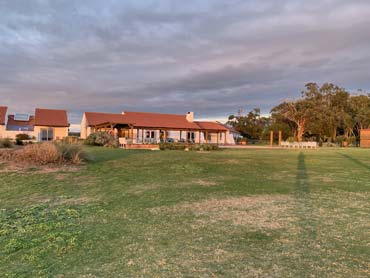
271;100;312;142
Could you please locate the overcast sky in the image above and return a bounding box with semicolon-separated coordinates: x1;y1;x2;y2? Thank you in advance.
1;0;370;127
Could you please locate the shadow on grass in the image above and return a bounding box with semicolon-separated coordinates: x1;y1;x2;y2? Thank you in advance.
338;153;370;171
294;152;319;274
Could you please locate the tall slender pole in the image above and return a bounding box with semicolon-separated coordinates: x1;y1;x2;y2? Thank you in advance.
278;130;282;146
270;130;274;146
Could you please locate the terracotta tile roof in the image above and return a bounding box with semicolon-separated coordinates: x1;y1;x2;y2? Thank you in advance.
195;121;228;131
85;111;229;131
7;115;35;131
35;108;69;127
85;112;128;126
122;111;200;129
0;106;7;125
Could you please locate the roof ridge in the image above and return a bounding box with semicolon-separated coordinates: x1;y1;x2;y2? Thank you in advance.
35;108;67;112
123;111;186;117
86;111;124;115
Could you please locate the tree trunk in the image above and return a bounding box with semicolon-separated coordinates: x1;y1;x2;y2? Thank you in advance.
297;122;305;142
332;127;337;142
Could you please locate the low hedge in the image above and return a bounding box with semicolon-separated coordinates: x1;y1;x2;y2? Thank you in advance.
0;138;13;148
159;143;219;151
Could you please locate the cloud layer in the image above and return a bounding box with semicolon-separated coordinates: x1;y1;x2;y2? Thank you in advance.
1;0;370;124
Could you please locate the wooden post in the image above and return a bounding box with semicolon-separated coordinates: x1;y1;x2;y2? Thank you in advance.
270;130;274;146
198;131;201;144
142;129;144;144
206;131;208;144
278;130;282;146
224;131;227;145
180;130;182;142
217;132;219;145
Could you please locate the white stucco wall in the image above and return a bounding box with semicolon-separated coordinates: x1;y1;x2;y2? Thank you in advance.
80;114;88;139
34;126;68;141
0;130;35;140
0;125;6;139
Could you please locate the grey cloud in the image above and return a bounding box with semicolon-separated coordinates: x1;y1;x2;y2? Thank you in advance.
1;0;370;123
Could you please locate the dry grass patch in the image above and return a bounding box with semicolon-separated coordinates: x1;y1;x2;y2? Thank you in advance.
22;193;94;206
196;179;218;187
0;162;81;174
151;195;295;230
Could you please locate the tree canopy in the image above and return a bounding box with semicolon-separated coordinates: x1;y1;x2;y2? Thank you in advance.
228;83;370;144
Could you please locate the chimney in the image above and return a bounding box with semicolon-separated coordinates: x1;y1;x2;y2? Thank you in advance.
186;111;194;122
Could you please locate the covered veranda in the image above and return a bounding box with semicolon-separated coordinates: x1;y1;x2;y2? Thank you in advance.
92;121;228;146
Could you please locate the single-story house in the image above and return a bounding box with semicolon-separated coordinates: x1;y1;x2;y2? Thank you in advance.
0;107;69;141
81;111;236;145
34;108;69;141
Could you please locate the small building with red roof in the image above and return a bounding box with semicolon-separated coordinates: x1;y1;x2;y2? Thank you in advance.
0;107;69;141
33;108;69;141
81;110;236;145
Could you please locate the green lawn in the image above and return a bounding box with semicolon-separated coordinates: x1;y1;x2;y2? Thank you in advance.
1;148;370;277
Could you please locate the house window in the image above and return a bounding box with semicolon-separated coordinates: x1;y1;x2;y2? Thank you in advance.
41;128;54;141
187;132;195;142
146;131;155;139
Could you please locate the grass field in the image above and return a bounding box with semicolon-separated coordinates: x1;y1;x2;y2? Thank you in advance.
1;147;370;277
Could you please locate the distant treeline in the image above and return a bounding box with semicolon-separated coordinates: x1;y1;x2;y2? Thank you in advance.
228;83;370;144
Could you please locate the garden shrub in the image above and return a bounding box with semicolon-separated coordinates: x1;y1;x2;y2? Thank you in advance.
15;133;31;141
335;135;346;145
14;134;32;146
56;143;91;164
0;138;13;148
15;139;23;146
159;142;219;151
199;144;220;151
0;142;89;165
85;132;118;148
16;143;61;165
159;142;186;150
347;136;357;146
